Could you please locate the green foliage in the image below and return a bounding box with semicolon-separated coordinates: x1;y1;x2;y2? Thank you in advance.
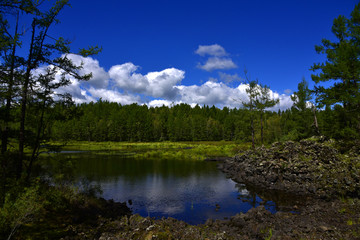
0;184;44;239
290;78;315;139
264;228;273;240
291;77;312;112
0;0;102;180
49;102;252;142
78;45;103;57
311;3;360;139
45;96;359;145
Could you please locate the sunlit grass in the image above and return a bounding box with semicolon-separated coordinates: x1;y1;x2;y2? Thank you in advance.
46;141;250;160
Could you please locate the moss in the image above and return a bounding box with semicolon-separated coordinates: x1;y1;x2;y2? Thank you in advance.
156;231;172;240
339;208;347;213
299;155;312;162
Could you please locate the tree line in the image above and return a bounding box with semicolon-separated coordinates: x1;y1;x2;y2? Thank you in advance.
47;90;357;143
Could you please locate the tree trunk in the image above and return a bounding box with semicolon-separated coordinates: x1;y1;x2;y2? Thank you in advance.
312;105;320;136
251;117;255;150
260;112;264;145
26;99;47;181
1;11;19;154
18;20;36;179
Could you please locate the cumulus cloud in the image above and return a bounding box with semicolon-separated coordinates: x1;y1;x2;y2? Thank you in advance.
88;87;142;105
46;54;109;103
195;44;227;57
198;57;237;72
218;72;242;84
177;81;247;108
109;63;184;100
109;63;148;93
148;99;173;108
177;81;292;111
146;68;184;99
66;54;109;89
55;78;86;101
31;64;95;103
196;44;237;72
33;54;292;111
269;93;294;111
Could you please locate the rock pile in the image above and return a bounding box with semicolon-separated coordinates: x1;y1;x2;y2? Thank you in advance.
207;198;360;239
219;140;360;198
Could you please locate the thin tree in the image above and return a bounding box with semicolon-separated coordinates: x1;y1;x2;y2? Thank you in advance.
255;84;279;145
242;70;259;149
0;3;24;154
291;78;319;137
1;0;101;179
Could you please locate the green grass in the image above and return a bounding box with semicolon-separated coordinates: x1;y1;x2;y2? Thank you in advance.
46;141;249;161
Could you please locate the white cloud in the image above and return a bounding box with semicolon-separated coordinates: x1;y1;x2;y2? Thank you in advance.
109;63;148;93
177;81;247;108
33;65;91;103
208;77;218;82
218;72;242;84
198;57;237;72
109;63;184;100
196;44;237;72
66;54;109;89
269;93;293;111
148;99;173;108
195;44;227;57
47;54;109;103
235;84;293;111
55;78;84;99
146;68;184;99
33;54;292;111
88;87;142;105
284;89;292;94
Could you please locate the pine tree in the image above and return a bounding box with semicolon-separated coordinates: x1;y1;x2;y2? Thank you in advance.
255;84;279;144
242;79;259;149
311;2;360;139
0;0;100;179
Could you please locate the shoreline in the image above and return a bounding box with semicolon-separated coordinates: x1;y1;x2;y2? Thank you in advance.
64;139;360;239
14;140;360;239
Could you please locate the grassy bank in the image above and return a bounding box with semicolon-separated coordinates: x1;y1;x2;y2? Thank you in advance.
47;141;250;161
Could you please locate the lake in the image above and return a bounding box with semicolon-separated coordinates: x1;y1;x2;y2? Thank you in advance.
47;151;278;225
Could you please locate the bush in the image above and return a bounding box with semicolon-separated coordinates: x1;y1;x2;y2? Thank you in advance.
0;185;44;240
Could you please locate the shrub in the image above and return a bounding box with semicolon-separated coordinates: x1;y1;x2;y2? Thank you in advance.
0;185;44;240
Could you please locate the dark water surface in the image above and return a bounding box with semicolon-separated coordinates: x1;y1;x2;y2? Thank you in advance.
52;151;278;224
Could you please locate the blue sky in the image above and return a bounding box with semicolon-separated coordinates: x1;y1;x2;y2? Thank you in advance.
39;0;359;109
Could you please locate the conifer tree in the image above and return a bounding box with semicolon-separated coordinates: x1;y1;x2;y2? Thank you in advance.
311;2;360;139
255;84;279;144
242;78;259;149
0;0;101;179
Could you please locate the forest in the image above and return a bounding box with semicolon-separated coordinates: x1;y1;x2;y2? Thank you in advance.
47;92;357;144
0;0;360;239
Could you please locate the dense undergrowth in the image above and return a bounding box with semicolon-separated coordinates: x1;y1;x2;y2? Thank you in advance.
0;176;131;240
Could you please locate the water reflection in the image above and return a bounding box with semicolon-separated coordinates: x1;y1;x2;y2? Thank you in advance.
54;152;277;224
